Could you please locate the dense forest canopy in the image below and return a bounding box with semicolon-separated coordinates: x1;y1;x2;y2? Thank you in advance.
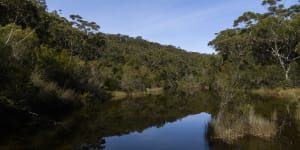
0;0;218;119
0;0;299;121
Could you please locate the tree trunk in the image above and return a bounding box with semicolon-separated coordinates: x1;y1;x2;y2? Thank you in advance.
284;65;291;80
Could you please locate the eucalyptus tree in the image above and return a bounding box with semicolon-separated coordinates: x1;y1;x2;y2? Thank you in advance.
211;0;300;81
70;14;100;35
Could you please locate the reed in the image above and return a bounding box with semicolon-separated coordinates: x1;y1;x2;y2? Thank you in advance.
210;106;277;143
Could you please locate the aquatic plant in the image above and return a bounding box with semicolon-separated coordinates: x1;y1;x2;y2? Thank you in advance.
210;105;277;143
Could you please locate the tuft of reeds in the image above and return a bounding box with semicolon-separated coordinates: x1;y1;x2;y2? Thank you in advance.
210;106;277;143
248;108;277;138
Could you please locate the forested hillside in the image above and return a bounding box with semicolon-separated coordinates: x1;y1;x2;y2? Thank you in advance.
0;0;300;123
0;0;217;119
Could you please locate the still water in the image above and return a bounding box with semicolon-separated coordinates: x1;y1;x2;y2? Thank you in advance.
1;92;300;150
104;113;211;150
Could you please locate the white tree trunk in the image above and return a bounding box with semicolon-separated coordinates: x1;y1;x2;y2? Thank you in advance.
284;65;291;80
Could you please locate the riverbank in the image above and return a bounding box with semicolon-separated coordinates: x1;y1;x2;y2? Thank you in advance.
252;88;300;101
208;89;295;144
110;88;164;100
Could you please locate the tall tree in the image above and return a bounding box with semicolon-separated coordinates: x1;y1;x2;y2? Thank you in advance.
211;0;300;80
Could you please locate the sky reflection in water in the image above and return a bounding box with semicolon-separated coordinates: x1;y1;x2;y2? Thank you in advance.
104;113;211;150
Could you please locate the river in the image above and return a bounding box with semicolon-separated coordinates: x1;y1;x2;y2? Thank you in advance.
1;92;300;150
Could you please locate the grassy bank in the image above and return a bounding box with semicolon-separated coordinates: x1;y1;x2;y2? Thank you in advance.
252;88;300;101
110;88;163;100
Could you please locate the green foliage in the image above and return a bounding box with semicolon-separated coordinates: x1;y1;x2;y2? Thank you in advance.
1;0;299;123
210;1;300;88
70;14;100;34
1;0;216;118
0;24;38;62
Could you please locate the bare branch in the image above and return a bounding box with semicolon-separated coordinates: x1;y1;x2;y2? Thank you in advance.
292;56;300;61
5;17;18;45
15;28;36;46
5;24;15;45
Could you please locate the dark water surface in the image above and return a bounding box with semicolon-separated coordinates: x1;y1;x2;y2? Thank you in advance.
1;92;300;150
104;113;211;150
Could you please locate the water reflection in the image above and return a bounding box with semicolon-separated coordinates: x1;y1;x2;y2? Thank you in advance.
208;93;300;150
1;92;300;150
103;113;211;150
0;92;219;149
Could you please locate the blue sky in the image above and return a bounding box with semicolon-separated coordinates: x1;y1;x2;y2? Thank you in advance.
46;0;298;54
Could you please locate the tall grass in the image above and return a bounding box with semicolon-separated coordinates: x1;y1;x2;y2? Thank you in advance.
248;108;277;138
210;106;277;143
252;88;300;101
295;103;300;133
296;103;300;121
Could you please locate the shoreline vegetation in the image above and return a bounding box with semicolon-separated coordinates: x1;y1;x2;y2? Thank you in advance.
209;105;277;143
110;87;163;100
109;87;300;101
209;87;300;144
206;0;300;143
252;88;300;101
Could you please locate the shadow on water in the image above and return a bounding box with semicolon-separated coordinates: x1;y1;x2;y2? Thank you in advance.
1;91;300;150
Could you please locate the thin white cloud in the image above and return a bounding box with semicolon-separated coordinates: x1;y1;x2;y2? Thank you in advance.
133;4;228;36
